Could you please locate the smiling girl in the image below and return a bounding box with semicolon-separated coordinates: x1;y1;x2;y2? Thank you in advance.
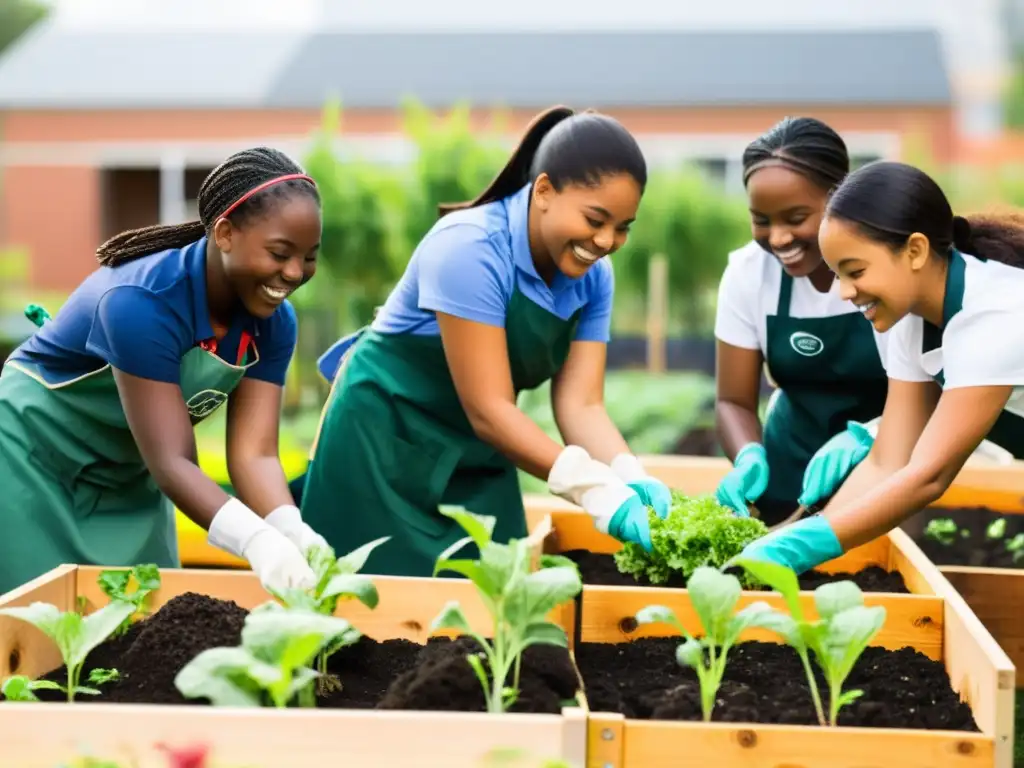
736;160;1024;573
713;117;891;524
299;106;673;577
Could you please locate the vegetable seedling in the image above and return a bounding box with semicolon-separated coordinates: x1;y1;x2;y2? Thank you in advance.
0;600;135;702
431;506;582;714
732;558;885;726
635;566;778;721
615;492;767;587
97;563;161;638
269;536;389;694
924;518;961;545
2;668;119;702
175;601;360;708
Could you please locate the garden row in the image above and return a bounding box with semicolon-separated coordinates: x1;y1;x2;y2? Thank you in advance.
0;491;1014;768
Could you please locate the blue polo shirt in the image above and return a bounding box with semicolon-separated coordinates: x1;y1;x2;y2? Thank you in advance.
318;183;613;380
9;237;297;388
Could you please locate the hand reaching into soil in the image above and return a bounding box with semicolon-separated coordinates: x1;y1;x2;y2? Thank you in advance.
243;528;317;592
715;443;769;517
732;514;842;575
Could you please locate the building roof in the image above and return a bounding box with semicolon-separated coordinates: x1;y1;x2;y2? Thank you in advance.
0;24;951;110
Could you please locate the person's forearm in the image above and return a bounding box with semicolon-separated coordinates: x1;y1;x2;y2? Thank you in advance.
466;400;566;479
716;400;762;461
228;455;295;516
554;403;631;465
149;457;233;529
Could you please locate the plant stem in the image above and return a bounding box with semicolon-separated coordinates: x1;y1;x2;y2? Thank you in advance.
798;652;826;726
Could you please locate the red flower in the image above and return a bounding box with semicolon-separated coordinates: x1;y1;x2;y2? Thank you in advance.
156;743;209;768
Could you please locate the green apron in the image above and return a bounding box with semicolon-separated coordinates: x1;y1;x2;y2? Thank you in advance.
923;251;1024;457
0;310;259;594
300;287;581;577
759;273;889;523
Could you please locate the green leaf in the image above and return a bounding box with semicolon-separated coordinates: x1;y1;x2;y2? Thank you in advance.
2;675;40;701
520;622;568;649
740;604;801;647
73;686;102;696
732;558;804;619
688;566;741;641
438;506;497;551
813;581;864;620
635;604;678;627
87;668;120;685
433;558;495;595
132;564;161;592
73;601;137;669
97;570;131;601
334;536;391;575
836;688;864;709
512;566;582;623
174;647;268;707
539;554;579;572
430;600;472;634
241;605;356;666
320;573;380;609
824;605;886;680
675;638;703;669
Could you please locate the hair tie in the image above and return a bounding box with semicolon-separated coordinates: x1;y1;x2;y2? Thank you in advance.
951;214;972;251
216;173;317;222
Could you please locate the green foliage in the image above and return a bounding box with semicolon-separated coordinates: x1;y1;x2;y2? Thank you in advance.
97;563;161;638
614;492;767;586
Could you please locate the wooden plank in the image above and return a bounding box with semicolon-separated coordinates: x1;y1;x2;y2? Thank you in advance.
587;712;625;768
0;703;580;768
0;564;78;680
621;720;993;768
939;568;1024;681
579;586;945;660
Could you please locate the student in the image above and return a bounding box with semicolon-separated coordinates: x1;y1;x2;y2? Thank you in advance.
0;148;327;595
737;160;1024;573
300;106;672;577
713;117;890;524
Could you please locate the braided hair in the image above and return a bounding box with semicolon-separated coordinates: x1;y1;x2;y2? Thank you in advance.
742;117;849;193
96;147;320;267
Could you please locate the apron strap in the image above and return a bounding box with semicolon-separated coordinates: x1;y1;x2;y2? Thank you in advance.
198;331;253;366
776;273;794;318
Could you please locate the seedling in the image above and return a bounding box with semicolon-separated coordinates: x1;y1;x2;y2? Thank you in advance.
1006;533;1024;563
635;567;778;721
269;537;389;694
0;600;135;702
924;518;963;545
431;507;582;714
97;563;161;638
987;518;1007;540
732;558;885;726
615;492;768;587
175;602;360;708
2;668;119;702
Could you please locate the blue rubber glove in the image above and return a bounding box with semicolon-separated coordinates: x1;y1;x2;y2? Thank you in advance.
798;421;874;507
715;443;769;517
607;494;654;551
610;453;672;520
735;514;843;575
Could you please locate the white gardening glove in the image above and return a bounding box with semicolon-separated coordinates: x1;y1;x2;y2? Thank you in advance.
265;504;330;556
208;498;317;592
547;446;637;534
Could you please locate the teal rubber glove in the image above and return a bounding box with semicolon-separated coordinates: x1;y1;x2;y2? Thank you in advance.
735;514;843;575
798;421;874;507
715;443;769;517
607;494;654;551
609;453;671;520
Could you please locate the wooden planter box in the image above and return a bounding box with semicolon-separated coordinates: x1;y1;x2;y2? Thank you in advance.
0;564;587;768
575;575;1015;768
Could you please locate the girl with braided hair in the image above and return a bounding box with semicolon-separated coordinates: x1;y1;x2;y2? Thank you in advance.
0;147;327;594
738;161;1024;573
713;117;894;525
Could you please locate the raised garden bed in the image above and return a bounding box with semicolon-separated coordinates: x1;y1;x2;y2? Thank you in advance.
0;519;588;767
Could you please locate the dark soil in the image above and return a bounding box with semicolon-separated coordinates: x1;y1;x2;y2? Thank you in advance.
15;592;576;714
905;506;1024;568
562;550;911;594
575;636;978;730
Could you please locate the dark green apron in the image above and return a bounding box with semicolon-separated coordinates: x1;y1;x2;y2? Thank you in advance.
300;287;581;577
922;251;1024;458
759;273;889;524
0;309;258;594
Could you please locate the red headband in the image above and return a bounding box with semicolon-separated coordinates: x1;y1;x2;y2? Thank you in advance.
217;173;317;221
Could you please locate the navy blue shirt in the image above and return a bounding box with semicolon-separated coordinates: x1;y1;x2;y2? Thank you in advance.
10;237;297;387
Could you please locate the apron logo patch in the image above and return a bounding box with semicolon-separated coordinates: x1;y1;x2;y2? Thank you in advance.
186;389;229;419
789;331;824;357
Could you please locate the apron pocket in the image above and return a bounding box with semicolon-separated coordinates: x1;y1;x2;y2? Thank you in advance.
27;444;101;520
384;433;462;539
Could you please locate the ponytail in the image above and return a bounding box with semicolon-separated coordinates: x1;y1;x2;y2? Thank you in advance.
958;209;1024;269
97;222;206;266
438;106;575;218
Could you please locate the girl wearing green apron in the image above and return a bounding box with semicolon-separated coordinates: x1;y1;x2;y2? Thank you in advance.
300;106;672;577
713;117;890;525
739;160;1024;573
0;148;327;595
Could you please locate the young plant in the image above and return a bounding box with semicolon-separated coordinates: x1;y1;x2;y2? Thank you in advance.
733;558;886;726
924;517;961;545
269;536;389;693
987;517;1007;541
431;506;582;714
614;492;768;587
175;602;360;708
1006;533;1024;563
97;563;161;638
0;600;135;702
635;566;778;721
2;668;119;702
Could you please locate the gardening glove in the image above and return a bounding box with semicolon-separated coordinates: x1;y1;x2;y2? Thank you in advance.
548;445;653;550
715;442;769;517
610;453;672;520
798;420;875;507
265;503;330;556
208;498;317;592
734;514;843;575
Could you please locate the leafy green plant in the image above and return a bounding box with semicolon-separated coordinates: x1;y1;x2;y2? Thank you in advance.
733;558;886;726
987;518;1007;540
431;506;582;714
615;493;767;586
269;536;389;693
635;566;777;721
174;602;360;708
97;563;161;638
0;600;135;702
924;517;962;545
2;668;119;702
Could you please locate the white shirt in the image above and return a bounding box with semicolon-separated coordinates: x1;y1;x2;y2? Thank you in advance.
714;240;890;365
885;252;1024;419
